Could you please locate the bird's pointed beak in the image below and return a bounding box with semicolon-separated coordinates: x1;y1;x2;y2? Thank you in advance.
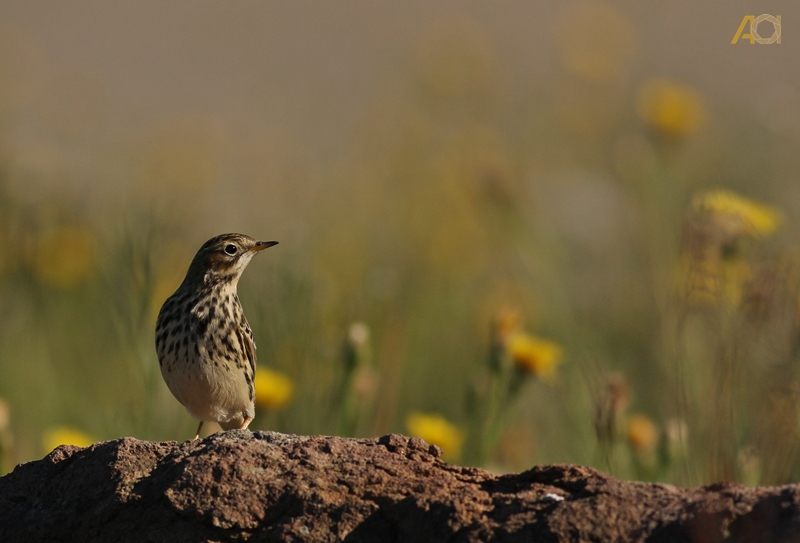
250;240;279;253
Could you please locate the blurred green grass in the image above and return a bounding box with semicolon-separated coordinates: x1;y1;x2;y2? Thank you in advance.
0;4;799;487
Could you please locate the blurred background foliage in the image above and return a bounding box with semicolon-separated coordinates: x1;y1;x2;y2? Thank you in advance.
0;1;800;486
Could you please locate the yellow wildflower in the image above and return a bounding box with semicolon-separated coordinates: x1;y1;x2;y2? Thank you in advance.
254;367;294;411
626;415;659;453
406;412;465;461
637;78;705;138
42;426;94;453
34;225;97;288
507;333;563;380
692;190;781;238
679;190;781;308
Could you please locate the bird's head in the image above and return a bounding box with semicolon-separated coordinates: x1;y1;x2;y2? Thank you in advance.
185;233;278;287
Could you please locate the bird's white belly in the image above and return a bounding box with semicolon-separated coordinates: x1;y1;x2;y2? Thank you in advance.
160;348;253;426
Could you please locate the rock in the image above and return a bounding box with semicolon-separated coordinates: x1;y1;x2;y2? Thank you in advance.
0;431;799;542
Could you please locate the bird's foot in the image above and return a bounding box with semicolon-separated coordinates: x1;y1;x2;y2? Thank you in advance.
193;421;204;440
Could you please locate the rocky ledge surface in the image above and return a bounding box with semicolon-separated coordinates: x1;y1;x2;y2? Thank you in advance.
0;431;798;542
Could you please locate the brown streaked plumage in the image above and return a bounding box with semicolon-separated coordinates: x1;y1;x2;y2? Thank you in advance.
155;233;278;439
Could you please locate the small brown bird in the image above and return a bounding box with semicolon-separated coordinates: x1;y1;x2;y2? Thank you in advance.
156;233;278;439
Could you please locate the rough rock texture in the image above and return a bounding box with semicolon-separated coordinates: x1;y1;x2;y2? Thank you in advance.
1;432;799;542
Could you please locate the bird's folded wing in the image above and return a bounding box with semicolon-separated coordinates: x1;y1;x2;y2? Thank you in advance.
239;318;257;375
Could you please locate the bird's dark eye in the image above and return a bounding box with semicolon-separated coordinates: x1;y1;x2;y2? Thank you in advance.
224;244;238;256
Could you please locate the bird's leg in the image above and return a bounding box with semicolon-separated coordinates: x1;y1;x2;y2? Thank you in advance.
194;421;204;440
239;416;253;430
